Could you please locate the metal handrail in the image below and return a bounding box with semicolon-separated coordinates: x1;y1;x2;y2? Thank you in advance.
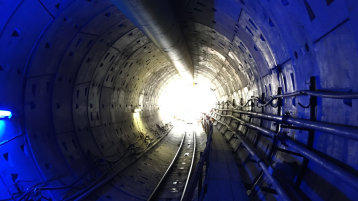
211;88;358;198
212;111;358;190
222;89;358;109
274;90;358;99
213;108;358;141
211;117;292;201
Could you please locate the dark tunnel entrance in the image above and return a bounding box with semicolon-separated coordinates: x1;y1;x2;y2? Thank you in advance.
1;0;358;201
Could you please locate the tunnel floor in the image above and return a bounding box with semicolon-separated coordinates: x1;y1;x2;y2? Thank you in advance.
82;120;207;201
203;126;248;201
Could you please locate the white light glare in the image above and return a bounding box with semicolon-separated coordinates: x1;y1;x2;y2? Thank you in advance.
157;77;217;123
0;110;12;119
133;108;142;113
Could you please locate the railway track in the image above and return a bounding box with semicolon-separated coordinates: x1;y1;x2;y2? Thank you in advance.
147;132;196;201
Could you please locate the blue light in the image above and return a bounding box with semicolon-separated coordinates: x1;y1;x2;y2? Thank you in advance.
0;120;5;138
0;110;12;119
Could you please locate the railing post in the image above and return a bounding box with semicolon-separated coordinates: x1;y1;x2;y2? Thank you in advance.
237;98;244;134
243;101;254;137
253;93;266;147
268;87;282;160
198;152;203;199
240;98;244;119
248;171;264;196
295;76;317;187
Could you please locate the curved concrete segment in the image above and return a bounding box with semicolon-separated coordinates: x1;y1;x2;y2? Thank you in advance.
112;0;194;81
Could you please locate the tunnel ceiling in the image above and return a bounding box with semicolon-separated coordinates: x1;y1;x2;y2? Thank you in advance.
1;0;358;200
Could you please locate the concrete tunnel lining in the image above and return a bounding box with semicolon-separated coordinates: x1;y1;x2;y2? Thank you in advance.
1;0;358;200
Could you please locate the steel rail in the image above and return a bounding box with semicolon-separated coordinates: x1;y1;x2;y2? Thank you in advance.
147;133;186;201
182;119;214;201
180;132;196;201
69;127;173;201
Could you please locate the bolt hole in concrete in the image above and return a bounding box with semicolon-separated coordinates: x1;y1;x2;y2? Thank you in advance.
157;75;217;130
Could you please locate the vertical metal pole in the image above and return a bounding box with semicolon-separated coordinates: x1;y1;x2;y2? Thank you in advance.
248;171;264;196
244;100;255;137
295;77;317;187
198;152;203;199
254;93;265;147
268;87;282;160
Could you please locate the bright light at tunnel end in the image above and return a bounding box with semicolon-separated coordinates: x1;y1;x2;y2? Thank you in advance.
0;110;12;119
157;77;217;123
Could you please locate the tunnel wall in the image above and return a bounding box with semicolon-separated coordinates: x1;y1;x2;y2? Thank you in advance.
180;0;358;200
1;0;358;200
0;0;176;199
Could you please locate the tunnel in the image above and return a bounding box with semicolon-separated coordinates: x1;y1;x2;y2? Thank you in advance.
1;0;358;200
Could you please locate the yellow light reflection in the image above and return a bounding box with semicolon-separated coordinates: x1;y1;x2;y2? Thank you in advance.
133;111;146;135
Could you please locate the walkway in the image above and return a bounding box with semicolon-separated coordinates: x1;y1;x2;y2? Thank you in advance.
203;127;248;201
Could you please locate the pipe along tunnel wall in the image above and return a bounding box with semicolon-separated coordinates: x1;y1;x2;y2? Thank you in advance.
1;0;358;200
